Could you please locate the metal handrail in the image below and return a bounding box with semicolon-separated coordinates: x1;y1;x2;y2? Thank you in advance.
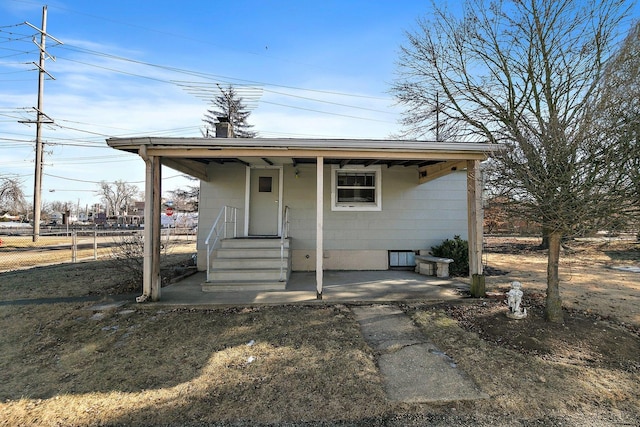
279;206;290;281
205;206;237;282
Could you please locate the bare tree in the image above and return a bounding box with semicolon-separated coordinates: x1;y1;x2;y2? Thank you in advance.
167;177;199;212
202;85;257;138
0;177;27;215
589;22;640;235
47;200;72;213
392;0;635;322
97;180;141;217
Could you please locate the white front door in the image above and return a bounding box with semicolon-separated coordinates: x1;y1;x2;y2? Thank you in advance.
248;168;281;236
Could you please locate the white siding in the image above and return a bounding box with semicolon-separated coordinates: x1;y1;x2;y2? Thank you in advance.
197;163;469;271
196;163;247;270
284;164;468;250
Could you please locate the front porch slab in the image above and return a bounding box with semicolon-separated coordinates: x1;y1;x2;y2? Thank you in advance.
158;270;467;306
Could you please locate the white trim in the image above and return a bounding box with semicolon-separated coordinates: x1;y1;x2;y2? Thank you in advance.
245;165;284;236
244;166;250;236
109;137;499;155
278;167;284;235
316;157;324;298
331;164;382;211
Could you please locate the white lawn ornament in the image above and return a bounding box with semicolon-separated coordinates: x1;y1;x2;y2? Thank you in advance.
506;281;527;319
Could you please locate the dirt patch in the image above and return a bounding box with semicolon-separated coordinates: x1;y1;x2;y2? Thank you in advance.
442;297;640;371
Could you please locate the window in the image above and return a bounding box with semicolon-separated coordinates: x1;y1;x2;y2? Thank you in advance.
258;176;272;192
331;165;382;211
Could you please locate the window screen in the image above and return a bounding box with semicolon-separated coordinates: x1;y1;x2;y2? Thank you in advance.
336;172;376;203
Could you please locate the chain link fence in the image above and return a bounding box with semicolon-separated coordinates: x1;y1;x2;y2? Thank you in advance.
0;226;197;273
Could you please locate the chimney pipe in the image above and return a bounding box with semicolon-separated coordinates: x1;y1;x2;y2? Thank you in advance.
215;116;234;138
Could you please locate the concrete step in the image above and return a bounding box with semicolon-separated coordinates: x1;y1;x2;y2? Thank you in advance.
211;257;284;270
202;280;287;292
209;268;284;282
215;248;288;258
207;237;291;288
221;238;289;249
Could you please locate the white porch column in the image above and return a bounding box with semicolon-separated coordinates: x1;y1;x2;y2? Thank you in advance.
140;153;162;302
467;159;485;297
316;156;324;299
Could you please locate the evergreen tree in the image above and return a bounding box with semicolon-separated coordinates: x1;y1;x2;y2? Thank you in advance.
202;85;257;138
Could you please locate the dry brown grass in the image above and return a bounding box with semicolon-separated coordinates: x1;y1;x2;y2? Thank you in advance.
0;304;387;426
0;242;196;299
405;304;640;421
0;234;196;272
0;237;639;426
0;235;72;248
482;237;640;325
0;235;87;270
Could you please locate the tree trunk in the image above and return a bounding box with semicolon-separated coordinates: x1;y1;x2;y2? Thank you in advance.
540;235;549;249
539;226;550;249
545;231;564;323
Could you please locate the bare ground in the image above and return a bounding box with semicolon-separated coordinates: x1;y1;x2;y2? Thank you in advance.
0;237;639;426
481;236;640;326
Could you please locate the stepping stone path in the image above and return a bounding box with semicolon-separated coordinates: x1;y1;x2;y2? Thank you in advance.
352;304;488;403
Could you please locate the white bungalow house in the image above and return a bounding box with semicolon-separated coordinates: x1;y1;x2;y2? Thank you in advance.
107;123;495;302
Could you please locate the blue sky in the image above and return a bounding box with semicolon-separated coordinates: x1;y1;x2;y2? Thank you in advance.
0;0;432;209
1;1;638;210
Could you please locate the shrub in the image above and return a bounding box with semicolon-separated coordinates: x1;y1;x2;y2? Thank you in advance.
108;232;174;292
431;235;469;276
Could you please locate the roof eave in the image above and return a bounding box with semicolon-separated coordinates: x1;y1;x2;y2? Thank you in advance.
106;137;501;157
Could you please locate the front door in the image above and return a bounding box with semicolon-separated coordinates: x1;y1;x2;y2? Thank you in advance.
248;168;280;235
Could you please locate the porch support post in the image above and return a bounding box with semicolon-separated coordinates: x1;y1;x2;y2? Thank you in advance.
467;159;485;297
316;156;324;299
140;153;162;302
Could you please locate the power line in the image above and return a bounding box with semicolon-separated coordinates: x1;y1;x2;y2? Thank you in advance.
0;3;402;169
258;100;394;123
55;54;394;124
55;52;394;120
44;172;186;185
57;43;392;101
2;31;396;141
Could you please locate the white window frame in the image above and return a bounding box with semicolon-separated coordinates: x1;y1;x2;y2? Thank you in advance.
331;165;382;211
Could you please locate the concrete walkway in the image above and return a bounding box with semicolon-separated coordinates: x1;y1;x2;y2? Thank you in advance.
352;305;488;403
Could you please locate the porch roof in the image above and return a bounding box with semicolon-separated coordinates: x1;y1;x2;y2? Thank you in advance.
104;136;491;302
106;137;498;181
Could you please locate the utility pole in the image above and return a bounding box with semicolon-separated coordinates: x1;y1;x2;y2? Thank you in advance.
432;92;442;142
428;93;443;141
435;92;440;142
22;6;62;242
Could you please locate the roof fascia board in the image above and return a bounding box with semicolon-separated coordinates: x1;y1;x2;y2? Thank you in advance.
107;137;499;153
143;147;489;161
